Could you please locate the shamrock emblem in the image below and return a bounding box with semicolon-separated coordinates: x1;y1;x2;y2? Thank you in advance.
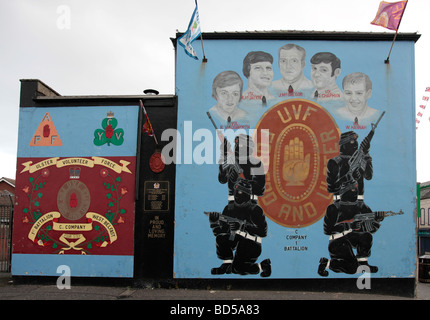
94;111;124;146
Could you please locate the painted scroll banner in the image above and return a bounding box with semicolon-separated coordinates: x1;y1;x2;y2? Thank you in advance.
13;156;136;256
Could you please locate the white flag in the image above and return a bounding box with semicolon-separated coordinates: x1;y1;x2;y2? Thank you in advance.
178;3;201;60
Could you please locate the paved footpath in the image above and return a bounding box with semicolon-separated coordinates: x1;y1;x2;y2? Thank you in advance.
1;273;429;318
1;273;430;301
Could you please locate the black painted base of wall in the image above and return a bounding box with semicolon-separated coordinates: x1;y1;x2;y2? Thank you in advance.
134;277;416;298
11;276;416;298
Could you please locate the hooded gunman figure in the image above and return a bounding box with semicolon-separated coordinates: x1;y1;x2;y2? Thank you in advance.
207;134;270;277
207;179;271;277
318;131;383;276
218;133;265;203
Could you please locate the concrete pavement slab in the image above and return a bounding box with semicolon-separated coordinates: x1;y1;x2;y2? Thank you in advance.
1;272;430;300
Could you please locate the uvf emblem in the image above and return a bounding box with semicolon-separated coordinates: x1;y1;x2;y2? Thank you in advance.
254;99;340;228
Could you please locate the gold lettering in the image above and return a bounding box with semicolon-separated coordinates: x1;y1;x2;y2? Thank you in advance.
317;180;331;199
320;130;339;155
278;204;291;220
302;106;317;121
278;202;318;221
303;202;317;218
323;143;338;154
269;132;275;144
292;104;302;120
320;130;337;143
292;206;303;222
261;191;277;206
277;107;293;123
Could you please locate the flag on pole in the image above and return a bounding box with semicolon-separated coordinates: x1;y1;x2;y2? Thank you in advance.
140;100;154;137
371;1;408;31
178;2;202;60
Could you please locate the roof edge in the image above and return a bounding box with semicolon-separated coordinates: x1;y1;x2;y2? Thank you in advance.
0;177;15;188
173;30;421;44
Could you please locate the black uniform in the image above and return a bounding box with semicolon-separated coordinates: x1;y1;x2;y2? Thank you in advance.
326;131;373;200
211;134;270;277
318;131;381;276
322;191;375;275
218;134;265;200
210;201;268;275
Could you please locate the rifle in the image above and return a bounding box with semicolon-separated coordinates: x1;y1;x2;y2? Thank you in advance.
339;210;403;233
206;111;244;179
352;209;403;222
345;111;385;183
204;211;249;241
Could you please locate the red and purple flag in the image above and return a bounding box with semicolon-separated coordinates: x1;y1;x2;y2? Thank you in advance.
371;1;408;31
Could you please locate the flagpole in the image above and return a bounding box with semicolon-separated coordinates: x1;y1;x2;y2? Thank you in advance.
195;0;207;63
140;99;159;146
200;33;207;63
385;0;408;64
384;30;398;64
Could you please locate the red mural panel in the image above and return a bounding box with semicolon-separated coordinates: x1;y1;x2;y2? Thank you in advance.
13;156;136;256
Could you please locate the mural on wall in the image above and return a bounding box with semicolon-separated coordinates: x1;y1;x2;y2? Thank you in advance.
15;156;134;255
253;99;340;229
317;113;403;276
204;129;271;277
13;106;138;277
29;112;62;147
175;37;416;279
93;111;125;147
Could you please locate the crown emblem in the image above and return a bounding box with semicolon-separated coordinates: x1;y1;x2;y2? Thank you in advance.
69;167;81;179
106;111;114;118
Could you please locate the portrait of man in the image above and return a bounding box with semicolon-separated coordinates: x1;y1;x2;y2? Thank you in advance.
336;72;380;126
310;52;342;102
241;51;275;108
208;70;249;128
271;44;313;98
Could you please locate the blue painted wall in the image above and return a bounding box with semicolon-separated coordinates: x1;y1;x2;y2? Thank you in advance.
174;37;416;279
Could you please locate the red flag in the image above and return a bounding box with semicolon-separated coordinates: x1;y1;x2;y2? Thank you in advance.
426;87;430;92
423;96;429;101
371;1;407;31
140;100;154;136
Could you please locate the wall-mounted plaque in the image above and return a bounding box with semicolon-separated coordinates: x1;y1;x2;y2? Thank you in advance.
144;181;169;211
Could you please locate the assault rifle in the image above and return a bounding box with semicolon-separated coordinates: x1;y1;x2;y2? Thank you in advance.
340;210;403;233
206;111;244;179
204;211;249;241
345;111;385;184
352;209;404;222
